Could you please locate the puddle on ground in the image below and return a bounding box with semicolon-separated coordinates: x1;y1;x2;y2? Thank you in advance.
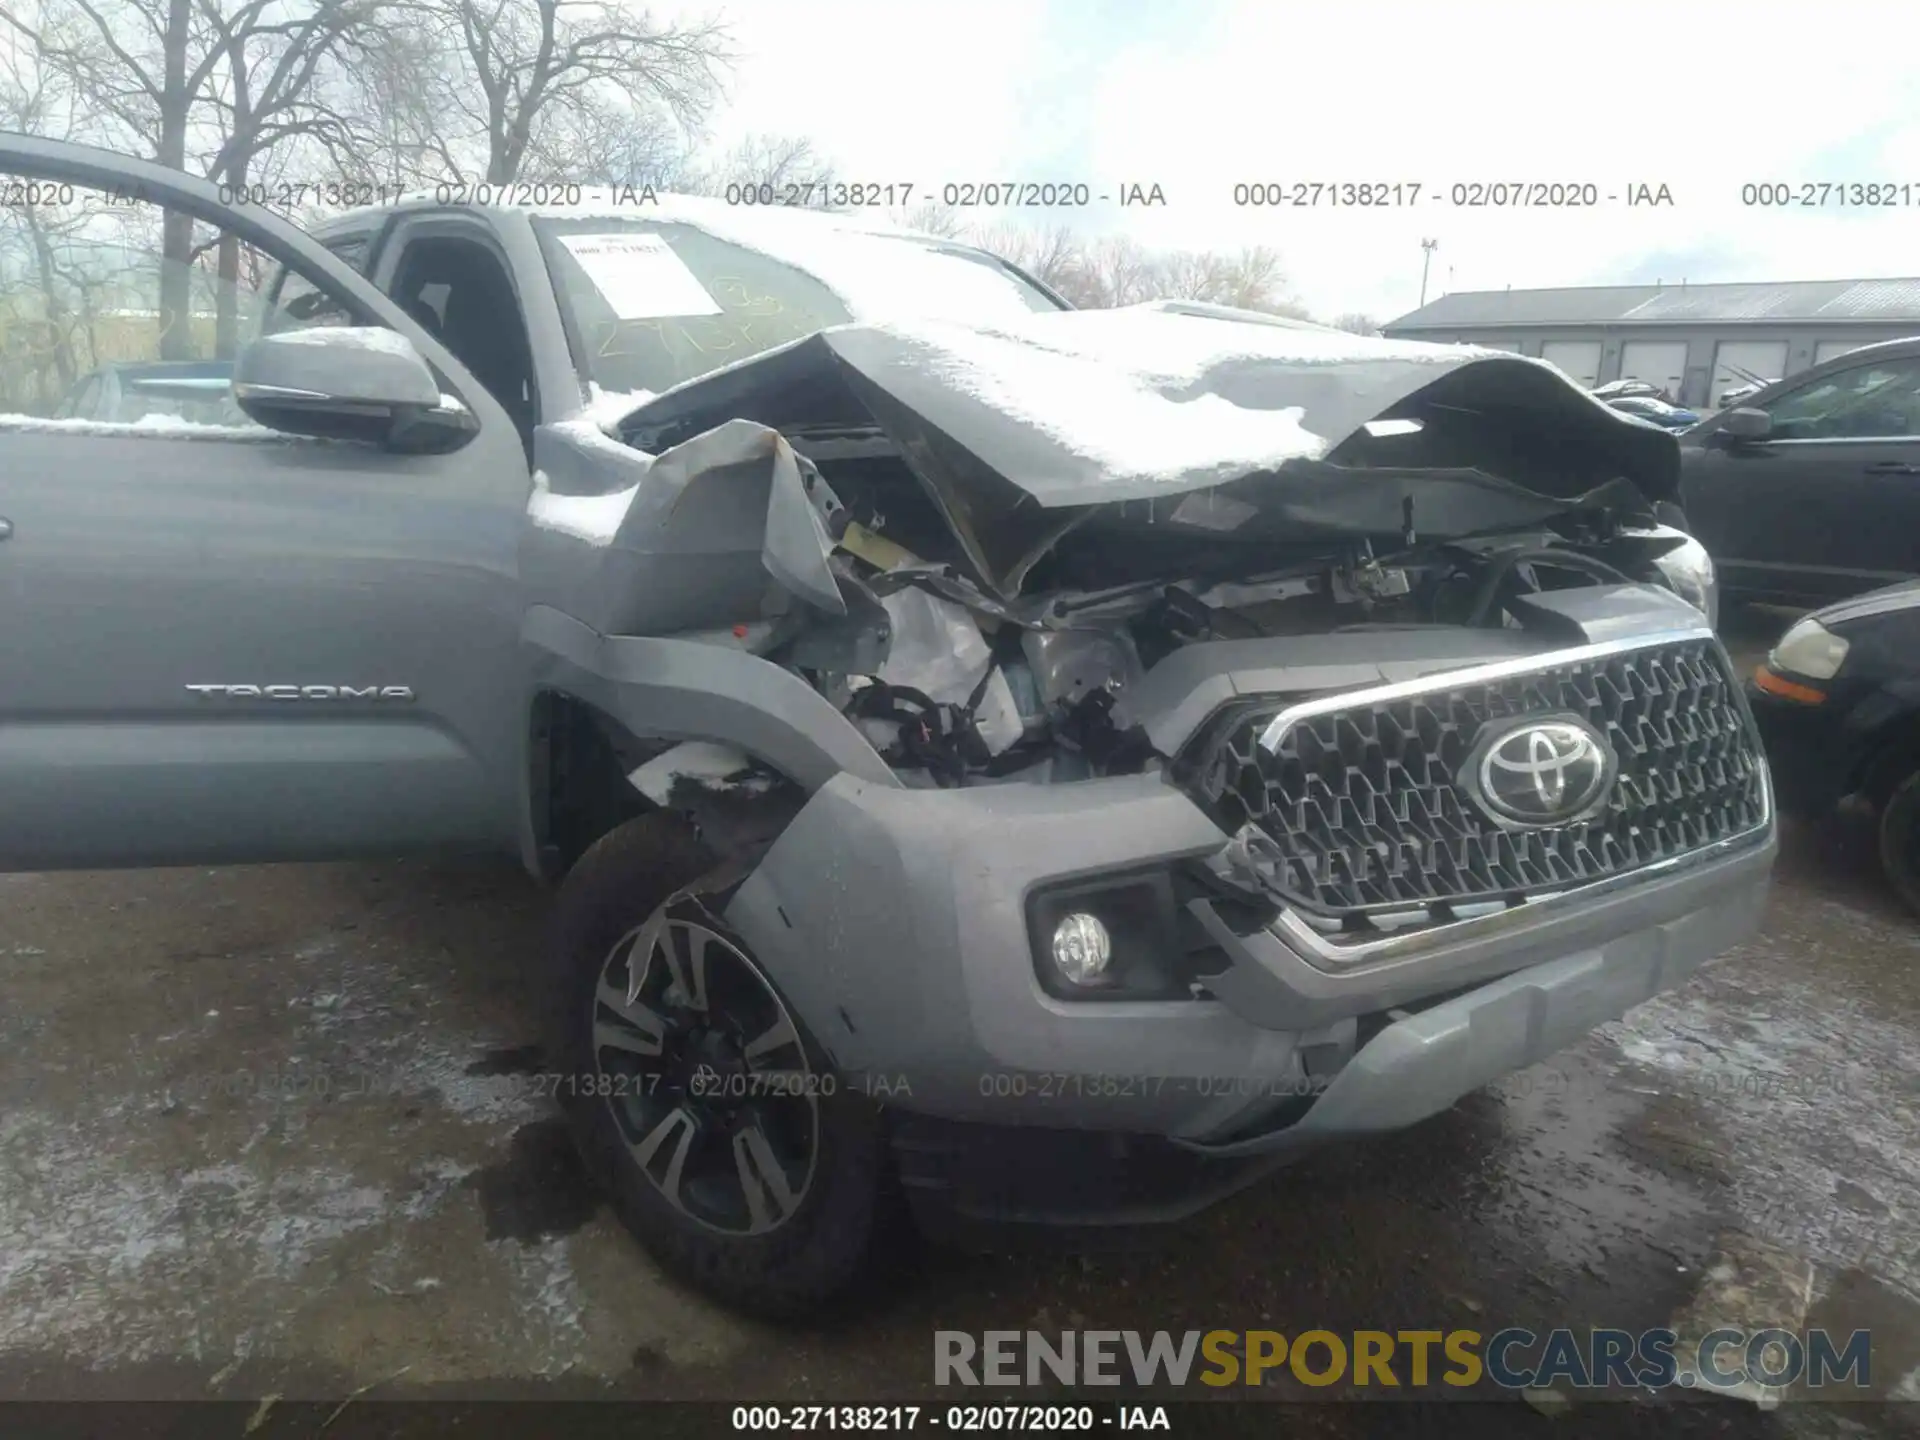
1799;1267;1920;1404
465;1118;601;1243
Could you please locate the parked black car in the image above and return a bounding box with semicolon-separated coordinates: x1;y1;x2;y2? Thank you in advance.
1681;337;1920;605
1748;580;1920;915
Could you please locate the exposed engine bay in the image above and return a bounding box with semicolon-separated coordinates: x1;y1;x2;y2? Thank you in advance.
612;426;1709;796
775;497;1702;791
551;313;1713;798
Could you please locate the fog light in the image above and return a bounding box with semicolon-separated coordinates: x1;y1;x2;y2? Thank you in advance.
1050;912;1112;986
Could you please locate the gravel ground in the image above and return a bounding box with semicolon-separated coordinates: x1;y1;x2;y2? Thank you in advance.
3;611;1918;1436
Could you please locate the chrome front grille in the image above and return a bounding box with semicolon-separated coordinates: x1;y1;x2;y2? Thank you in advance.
1188;633;1771;927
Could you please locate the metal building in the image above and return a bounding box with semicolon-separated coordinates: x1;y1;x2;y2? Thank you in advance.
1381;278;1920;408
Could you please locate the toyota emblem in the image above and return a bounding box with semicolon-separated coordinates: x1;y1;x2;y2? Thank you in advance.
1464;717;1615;826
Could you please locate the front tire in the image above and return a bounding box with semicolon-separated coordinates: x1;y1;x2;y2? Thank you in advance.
1879;769;1920;920
550;813;888;1318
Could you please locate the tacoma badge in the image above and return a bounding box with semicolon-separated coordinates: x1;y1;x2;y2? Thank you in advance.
184;684;416;701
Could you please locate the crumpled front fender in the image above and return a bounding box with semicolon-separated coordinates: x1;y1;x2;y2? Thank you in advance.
521;605;899;794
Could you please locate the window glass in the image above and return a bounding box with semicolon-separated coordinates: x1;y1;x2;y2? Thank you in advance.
324;234;371;274
53;372;101;419
532;215;1060;397
1763;359;1920;440
0;181;387;429
259;235;375;337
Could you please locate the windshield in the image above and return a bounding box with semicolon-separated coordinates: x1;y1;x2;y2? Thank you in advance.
532;214;1063;398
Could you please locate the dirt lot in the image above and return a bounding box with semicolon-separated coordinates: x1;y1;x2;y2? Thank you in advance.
3;614;1918;1435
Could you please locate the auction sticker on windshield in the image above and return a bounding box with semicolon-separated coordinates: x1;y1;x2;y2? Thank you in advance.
558;232;722;320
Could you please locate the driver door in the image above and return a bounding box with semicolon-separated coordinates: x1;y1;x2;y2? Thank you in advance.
0;135;532;869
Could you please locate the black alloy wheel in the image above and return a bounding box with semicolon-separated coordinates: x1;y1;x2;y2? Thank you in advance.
592;912;819;1235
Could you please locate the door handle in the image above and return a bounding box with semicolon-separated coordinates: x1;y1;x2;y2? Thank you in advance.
0;517;11;540
1863;461;1919;475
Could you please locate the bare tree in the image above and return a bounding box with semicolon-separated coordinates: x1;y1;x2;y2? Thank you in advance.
1331;311;1379;335
671;129;829;197
1149;243;1306;315
899;197;965;238
954;223;1313;319
532;86;685;187
198;1;385;351
2;0;199;353
1061;234;1157;308
413;0;730;184
329;12;458;186
962;220;1078;292
2;0;382;354
0;29;123;401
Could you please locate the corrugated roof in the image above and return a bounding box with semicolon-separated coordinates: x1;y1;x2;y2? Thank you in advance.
1819;278;1920;318
1387;277;1920;330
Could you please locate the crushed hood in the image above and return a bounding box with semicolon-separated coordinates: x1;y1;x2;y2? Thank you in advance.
609;305;1681;597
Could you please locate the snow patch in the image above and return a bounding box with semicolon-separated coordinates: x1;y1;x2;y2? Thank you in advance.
268;324;419;357
877;314;1334;485
0;413;278;439
527;463;639;546
578;381;657;432
1608;979;1920;1301
498;1239;588;1376
0;1112;404;1360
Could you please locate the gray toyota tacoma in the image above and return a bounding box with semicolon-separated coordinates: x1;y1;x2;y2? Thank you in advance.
1;136;1774;1317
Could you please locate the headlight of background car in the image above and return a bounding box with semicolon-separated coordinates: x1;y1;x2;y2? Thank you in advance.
1648;529;1718;629
1769;617;1850;680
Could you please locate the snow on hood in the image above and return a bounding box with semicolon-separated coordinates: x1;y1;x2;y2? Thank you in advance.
862;307;1466;490
619;302;1648;508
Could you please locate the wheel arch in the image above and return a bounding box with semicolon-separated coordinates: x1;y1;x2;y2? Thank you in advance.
1853;704;1920;807
519;606;898;879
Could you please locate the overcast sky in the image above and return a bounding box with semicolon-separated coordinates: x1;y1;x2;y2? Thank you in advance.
685;0;1920;323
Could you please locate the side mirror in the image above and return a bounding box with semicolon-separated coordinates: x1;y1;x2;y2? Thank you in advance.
1718;406;1772;443
233;327;479;452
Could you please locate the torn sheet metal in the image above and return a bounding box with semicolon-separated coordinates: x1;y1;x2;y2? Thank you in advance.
614;305;1682;509
628;741;767;806
531;417;848;635
610;308;1682;598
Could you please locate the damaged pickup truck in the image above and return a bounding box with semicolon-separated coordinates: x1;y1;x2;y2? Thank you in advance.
0;135;1773;1318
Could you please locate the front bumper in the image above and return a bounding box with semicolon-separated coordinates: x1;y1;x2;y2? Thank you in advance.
725;769;1776;1163
1746;675;1851;814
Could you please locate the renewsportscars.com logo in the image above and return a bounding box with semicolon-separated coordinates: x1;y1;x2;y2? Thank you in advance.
934;1328;1872;1393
